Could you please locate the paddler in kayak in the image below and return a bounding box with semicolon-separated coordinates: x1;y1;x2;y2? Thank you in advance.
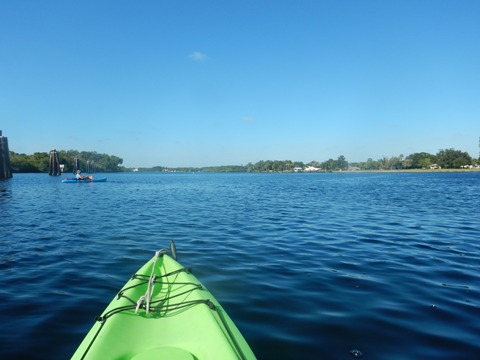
76;170;92;180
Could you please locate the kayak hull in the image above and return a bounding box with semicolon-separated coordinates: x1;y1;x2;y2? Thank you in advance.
72;250;256;360
61;177;107;183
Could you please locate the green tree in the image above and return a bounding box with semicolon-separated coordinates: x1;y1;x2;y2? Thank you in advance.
263;160;272;172
436;148;471;168
362;158;380;170
32;152;50;172
283;160;294;172
378;155;404;170
320;159;335;171
336;155;348;170
10;152;38;172
9;151;49;172
405;152;436;169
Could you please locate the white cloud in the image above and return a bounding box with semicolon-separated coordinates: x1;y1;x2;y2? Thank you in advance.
188;51;207;61
241;117;255;123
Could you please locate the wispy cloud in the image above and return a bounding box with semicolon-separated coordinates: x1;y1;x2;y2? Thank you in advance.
188;51;207;61
241;117;255;123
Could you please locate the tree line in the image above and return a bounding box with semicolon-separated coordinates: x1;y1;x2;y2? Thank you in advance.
154;148;476;173
10;150;123;173
350;148;476;171
8;147;477;173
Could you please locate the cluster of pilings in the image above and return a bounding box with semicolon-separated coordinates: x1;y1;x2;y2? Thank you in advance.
0;130;12;179
86;160;96;173
71;158;95;174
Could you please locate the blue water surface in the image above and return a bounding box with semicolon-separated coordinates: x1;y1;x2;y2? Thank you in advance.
0;172;479;359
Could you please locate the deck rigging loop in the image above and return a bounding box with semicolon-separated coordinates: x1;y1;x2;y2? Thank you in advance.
135;296;146;314
143;249;167;315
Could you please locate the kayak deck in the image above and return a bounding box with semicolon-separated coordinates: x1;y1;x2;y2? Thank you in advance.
72;249;256;360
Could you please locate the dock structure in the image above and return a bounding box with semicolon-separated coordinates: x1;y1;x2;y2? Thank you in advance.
48;149;61;176
0;130;12;179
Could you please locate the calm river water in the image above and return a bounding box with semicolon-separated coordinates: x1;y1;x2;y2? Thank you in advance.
0;172;479;359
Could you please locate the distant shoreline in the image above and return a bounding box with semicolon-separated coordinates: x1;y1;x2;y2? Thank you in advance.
123;168;480;174
8;168;480;175
345;168;480;173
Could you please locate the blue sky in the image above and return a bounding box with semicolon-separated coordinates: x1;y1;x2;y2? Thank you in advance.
1;0;479;167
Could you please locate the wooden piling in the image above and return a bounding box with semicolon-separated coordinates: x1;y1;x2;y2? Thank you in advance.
0;130;12;179
48;149;61;176
73;157;80;174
